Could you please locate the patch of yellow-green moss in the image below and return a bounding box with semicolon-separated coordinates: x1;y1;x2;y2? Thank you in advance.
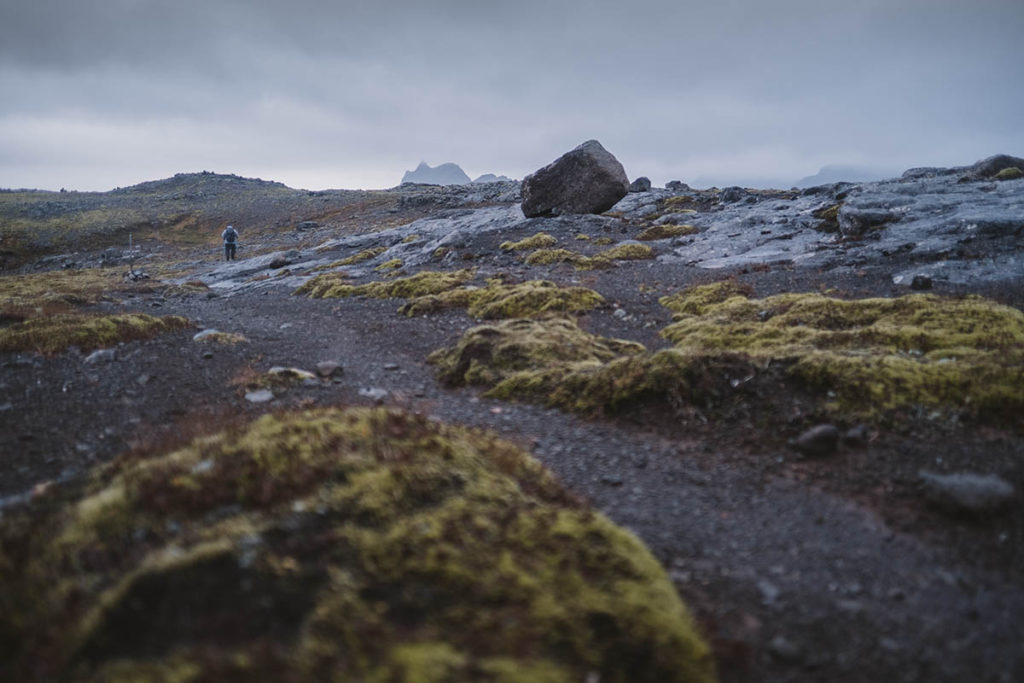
295;268;476;300
0;268;149;314
524;248;582;266
659;281;753;317
401;234;421;243
500;233;558;251
575;234;591;241
523;244;653;271
637;224;699;241
659;288;1024;418
994;167;1023;181
593;237;615;246
0;313;192;355
399;280;604;319
661;196;695;210
161;281;209;298
812;203;842;233
431;286;1024;423
0;407;714;682
374;258;404;273
337;246;388;265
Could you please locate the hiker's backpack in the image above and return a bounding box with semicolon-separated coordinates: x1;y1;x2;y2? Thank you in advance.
225;228;237;243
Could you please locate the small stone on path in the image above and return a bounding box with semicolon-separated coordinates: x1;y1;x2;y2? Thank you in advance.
316;361;343;378
792;424;840;456
84;349;116;364
918;470;1015;514
245;389;274;403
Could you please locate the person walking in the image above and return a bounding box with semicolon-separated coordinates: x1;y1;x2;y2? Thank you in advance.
221;224;239;261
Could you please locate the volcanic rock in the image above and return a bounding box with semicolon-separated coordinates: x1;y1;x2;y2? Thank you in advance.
520;140;629;217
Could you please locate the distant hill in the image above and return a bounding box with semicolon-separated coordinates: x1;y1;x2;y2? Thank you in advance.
795;164;900;188
401;162;472;186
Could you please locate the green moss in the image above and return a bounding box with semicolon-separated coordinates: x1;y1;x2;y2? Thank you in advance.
812;203;842;233
430;316;645;394
637;224;699;241
400;280;604;319
593;237;615;246
0;313;192;355
575;234;591;241
161;281;209;298
500;233;558;251
401;234;421;243
524;248;582;266
295;268;476;300
0;268;150;314
431;286;1024;423
523;245;652;271
660;289;1024;418
994;167;1023;181
337;246;388;265
374;258;404;272
0;407;714;682
597;243;655;261
659;281;753;317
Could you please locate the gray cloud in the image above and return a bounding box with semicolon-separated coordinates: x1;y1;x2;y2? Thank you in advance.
1;0;1022;190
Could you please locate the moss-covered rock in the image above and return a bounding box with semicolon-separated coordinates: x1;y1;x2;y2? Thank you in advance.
812;203;842;233
295;268;476;300
0;407;714;683
429;316;646;398
660;288;1024;418
637;224;699;241
431;286;1024;423
524;248;583;266
499;233;558;251
594;243;655;261
0;313;192;355
993;166;1023;181
400;280;604;319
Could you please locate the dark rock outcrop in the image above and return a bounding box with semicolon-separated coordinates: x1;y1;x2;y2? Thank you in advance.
629;176;652;193
960;154;1024;182
521;140;629;217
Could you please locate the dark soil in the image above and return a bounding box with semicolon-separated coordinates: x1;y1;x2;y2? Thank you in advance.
2;208;1023;682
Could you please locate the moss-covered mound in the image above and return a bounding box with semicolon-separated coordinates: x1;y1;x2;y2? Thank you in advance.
637;224;699;241
430;285;1024;423
499;232;558;251
399;280;604;319
0;407;714;683
523;244;654;271
429;317;646;398
660;287;1024;418
429;316;756;415
0;313;192;355
0;268;151;314
295;268;476;300
994;166;1023;181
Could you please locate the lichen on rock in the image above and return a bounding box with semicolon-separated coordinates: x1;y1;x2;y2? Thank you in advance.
0;407;715;683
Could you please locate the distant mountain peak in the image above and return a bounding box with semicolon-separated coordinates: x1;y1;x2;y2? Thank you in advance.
401;162;472;186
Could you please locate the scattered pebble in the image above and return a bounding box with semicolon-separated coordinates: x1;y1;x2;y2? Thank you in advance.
842;424;869;448
758;579;781;605
768;635;802;663
192;329;222;342
244;389;275;403
918;470;1015;514
600;475;624;486
383;363;400;371
316;361;343;378
83;349;116;364
359;387;388;402
792;424;840;456
910;275;933;290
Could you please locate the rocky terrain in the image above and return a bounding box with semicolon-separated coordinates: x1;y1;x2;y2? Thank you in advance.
1;147;1023;682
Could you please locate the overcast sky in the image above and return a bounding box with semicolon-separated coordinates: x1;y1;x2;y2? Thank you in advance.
1;0;1022;191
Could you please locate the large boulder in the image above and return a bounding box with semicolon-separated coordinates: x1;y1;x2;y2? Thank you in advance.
521;140;630;217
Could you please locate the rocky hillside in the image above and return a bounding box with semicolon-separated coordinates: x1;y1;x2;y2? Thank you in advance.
1;148;1022;682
